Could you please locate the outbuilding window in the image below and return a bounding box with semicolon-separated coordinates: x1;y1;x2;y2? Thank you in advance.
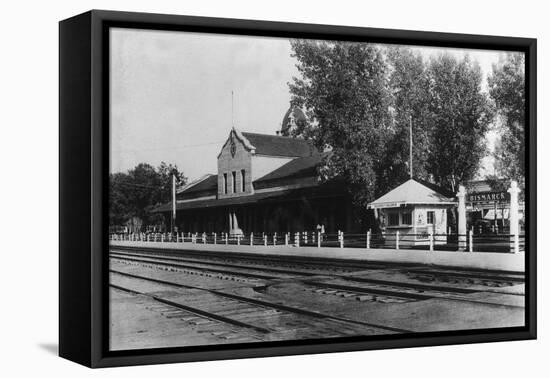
427;211;435;225
388;213;399;226
401;212;412;225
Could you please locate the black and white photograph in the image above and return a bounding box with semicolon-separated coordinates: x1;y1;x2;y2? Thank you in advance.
107;27;528;351
2;0;547;374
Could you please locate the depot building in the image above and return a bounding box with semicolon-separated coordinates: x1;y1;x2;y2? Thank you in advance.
154;107;361;235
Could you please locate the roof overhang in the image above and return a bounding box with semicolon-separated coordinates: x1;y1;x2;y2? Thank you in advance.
368;201;457;209
154;183;345;213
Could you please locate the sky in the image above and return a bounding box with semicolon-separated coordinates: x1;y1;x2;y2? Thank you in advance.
109;28;517;181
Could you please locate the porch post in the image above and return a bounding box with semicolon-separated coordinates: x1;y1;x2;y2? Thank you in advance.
232;212;239;232
457;185;467;251
508;181;521;253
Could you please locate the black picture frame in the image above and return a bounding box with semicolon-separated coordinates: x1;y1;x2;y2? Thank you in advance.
59;9;537;368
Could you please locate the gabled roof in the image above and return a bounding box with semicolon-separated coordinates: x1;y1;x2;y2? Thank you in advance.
255;152;327;184
177;174;217;195
414;178;456;198
368;179;456;209
241;132;314;158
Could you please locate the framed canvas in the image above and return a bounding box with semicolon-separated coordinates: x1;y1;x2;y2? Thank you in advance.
59;10;537;368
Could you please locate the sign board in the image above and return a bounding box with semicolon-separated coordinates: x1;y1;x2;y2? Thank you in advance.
468;191;510;203
369;202;403;209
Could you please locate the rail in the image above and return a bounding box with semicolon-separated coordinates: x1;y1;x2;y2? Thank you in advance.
109;229;525;254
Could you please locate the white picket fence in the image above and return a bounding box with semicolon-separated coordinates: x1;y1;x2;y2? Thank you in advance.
109;229;524;254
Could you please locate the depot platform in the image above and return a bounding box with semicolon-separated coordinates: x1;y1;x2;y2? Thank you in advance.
110;240;525;273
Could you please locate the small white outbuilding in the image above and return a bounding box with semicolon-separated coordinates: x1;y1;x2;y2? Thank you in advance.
368;179;456;246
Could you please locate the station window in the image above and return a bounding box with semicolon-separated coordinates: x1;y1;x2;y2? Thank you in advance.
427;211;435;225
241;169;246;192
401;212;412;225
232;171;237;193
223;173;228;194
388;213;399;226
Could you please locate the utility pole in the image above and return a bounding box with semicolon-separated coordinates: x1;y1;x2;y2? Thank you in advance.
171;173;176;235
409;114;413;179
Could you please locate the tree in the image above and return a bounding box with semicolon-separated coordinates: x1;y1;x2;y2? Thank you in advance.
157;162;187;204
425;54;494;193
381;47;432;190
289;40;392;208
109;172;131;226
289;40;495;205
488;53;525;186
109;162;187;230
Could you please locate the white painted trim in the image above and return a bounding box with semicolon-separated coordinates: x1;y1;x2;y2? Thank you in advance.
216;128;258;159
253;181;319;194
368;201;457;209
232;127;256;152
177;195;217;204
253;153;303;159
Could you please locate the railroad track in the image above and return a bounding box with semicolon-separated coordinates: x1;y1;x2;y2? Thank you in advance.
109;245;525;345
110;253;495;306
110;248;336;277
111;283;269;342
303;279;481;304
108;245;525;348
110;269;406;339
110;245;388;274
110;252;285;281
110;246;524;286
296;274;524;308
109;284;270;333
404;268;524;287
111;248;523;296
110;247;524;303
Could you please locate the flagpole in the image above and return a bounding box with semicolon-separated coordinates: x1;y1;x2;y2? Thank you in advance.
409;115;413;179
